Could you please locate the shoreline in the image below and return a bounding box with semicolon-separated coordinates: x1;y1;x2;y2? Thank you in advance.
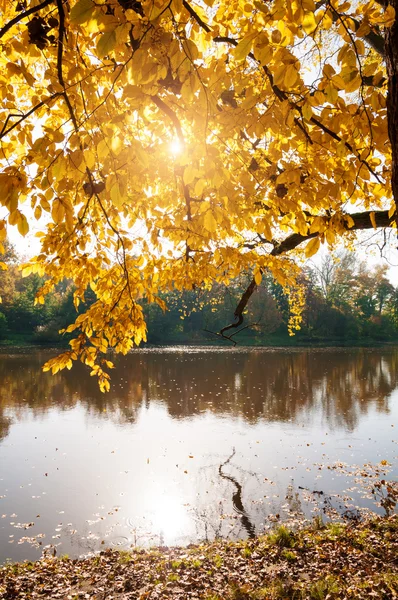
1;339;398;352
1;515;397;599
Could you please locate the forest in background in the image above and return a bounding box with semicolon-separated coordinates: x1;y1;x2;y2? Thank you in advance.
0;240;398;346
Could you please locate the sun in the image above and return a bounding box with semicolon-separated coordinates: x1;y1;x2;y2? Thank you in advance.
170;138;183;156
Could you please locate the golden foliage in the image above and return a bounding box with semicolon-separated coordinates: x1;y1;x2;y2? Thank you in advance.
0;0;395;388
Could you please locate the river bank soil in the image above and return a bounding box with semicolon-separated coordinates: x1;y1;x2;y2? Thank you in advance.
0;515;397;599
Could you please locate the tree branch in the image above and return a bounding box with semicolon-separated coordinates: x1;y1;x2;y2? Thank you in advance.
56;0;80;132
0;0;54;39
385;0;398;230
0;93;61;139
219;209;396;337
213;35;384;184
315;0;385;56
182;0;211;33
150;95;184;142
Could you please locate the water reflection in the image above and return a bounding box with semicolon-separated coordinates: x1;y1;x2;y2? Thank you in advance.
0;348;396;436
219;448;256;538
0;347;397;562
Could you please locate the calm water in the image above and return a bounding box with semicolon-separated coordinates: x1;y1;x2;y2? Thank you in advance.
0;346;397;563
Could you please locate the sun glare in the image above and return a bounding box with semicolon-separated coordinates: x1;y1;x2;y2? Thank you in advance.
147;494;190;544
170;138;183;156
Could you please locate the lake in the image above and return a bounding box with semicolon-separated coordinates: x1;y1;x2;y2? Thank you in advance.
0;346;397;563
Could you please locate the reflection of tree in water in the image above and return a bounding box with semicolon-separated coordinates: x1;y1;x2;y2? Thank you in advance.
0;348;397;440
140;349;398;431
0;351;148;432
218;448;255;539
188;449;265;543
0;413;10;442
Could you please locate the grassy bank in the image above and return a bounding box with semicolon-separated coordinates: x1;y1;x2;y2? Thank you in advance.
1;516;397;599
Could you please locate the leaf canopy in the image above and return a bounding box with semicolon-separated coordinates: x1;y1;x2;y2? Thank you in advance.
0;0;397;388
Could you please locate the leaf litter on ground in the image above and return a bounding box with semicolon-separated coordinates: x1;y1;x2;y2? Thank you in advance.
0;515;397;599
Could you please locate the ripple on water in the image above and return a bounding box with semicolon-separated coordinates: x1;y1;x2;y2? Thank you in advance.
109;535;129;547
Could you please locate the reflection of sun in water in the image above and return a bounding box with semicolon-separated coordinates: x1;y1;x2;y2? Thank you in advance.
170;138;183;156
149;495;190;544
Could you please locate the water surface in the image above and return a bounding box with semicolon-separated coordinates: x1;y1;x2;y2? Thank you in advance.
0;347;397;563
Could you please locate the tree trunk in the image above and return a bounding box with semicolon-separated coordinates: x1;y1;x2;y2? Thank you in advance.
386;1;398;227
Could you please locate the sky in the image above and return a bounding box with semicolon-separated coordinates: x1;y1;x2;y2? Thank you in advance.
6;216;398;286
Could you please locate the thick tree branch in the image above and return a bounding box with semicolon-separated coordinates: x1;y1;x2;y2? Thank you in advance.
0;0;54;39
385;0;398;229
219;209;396;337
56;0;65;87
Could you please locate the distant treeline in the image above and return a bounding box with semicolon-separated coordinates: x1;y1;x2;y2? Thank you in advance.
1;241;398;346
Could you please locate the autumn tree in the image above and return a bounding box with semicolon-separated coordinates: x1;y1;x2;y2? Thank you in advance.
0;0;397;388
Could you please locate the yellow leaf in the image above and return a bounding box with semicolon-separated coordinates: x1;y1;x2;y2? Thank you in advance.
325;228;335;246
34;205;42;220
22;265;32;277
284;64;298;88
183;165;197;185
52;198;65;224
110;183;124;208
183;39;199;61
384;5;395;27
254;270;262;285
17;214;29;236
370;211;377;229
324;83;338;104
70;0;95;23
273;64;286;87
271;29;282;44
302;101;313;120
97;31;116;59
134;143;149;168
302;12;317;34
234;32;257;62
254;44;273;66
194;179;206;196
149;0;169;20
305;236;320;258
97;139;110;159
204;210;217;233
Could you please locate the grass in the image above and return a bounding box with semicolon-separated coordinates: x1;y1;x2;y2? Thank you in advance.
117;550;133;564
309;577;340;599
171;559;182;569
281;549;297;562
267;525;295;548
212;554;223;568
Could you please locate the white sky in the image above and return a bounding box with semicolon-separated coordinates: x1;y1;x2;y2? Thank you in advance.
7;220;398;286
